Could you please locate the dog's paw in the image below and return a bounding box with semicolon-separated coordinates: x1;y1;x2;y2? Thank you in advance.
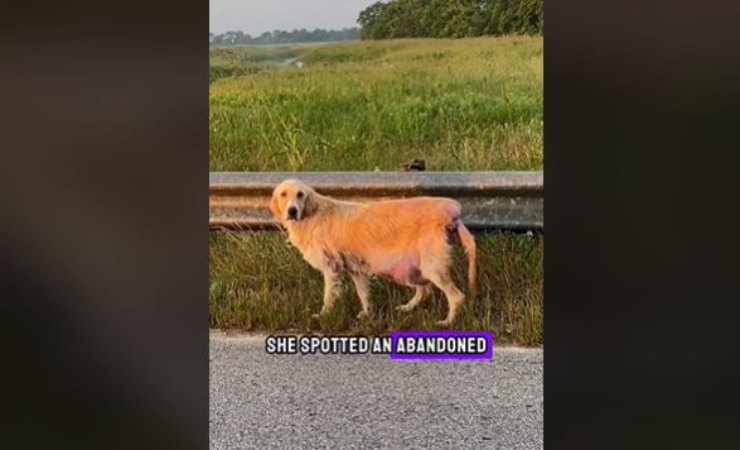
395;304;413;313
356;310;371;321
435;319;452;327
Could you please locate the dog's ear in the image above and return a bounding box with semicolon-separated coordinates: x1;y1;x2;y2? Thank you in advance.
269;191;281;218
302;190;319;218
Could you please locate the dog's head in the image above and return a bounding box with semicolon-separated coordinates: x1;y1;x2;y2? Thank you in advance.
270;179;319;223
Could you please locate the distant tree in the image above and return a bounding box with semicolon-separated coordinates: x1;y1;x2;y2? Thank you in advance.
357;0;543;40
209;27;361;46
358;2;391;39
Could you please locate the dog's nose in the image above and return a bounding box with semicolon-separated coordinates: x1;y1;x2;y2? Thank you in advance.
287;206;298;218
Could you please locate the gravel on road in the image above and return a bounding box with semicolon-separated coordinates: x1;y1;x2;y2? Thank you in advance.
210;332;543;449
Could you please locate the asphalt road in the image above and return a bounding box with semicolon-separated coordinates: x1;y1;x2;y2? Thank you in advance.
210;332;543;449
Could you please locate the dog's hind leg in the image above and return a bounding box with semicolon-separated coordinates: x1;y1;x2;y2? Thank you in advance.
396;284;432;313
314;270;341;319
421;262;465;327
350;273;372;320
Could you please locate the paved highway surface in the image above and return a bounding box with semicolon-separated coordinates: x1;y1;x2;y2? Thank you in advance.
210;332;542;449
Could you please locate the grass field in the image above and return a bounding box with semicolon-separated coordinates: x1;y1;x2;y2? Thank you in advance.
209;36;543;345
210;36;542;172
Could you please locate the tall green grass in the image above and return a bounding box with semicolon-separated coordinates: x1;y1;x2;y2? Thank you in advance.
210;36;542;171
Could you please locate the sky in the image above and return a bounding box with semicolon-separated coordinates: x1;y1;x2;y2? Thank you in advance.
210;0;379;35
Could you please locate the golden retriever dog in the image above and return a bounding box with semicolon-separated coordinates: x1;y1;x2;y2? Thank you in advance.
270;179;477;326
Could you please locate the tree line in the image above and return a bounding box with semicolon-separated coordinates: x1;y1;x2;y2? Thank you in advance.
210;28;360;46
358;0;543;39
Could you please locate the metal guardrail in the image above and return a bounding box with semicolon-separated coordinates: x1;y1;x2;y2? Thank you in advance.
210;171;543;232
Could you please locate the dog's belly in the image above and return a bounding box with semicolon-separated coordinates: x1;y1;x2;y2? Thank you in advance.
322;250;428;286
376;258;427;286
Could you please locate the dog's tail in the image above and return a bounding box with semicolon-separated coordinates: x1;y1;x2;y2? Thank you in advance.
457;221;477;301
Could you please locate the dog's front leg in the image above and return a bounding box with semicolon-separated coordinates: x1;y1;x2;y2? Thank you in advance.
313;270;341;319
350;273;372;320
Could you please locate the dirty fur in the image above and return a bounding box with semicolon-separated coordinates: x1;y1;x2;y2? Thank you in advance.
269;179;477;326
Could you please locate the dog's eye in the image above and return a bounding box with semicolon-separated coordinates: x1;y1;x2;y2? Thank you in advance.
280;191;287;197
297;191;304;199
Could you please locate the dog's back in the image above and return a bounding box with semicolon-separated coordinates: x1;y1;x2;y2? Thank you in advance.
329;197;459;248
315;197;465;284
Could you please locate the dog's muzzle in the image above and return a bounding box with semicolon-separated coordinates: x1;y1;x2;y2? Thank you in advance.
287;206;298;220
